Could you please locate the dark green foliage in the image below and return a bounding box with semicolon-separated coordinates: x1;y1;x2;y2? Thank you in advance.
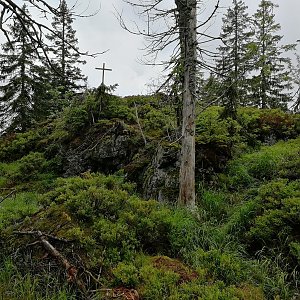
0;192;40;230
195;106;300;185
199;190;228;220
250;0;295;108
0;94;300;299
0;5;50;132
112;262;139;287
64;106;89;133
18;152;47;180
218;138;300;298
0;152;56;196
39;173;202;263
227;163;254;188
227;137;300;188
46;0;86;99
196;106;241;146
247;179;300;249
197;106;300;150
195;106;241;177
0;152;47;184
191;248;249;285
216;0;254;113
237;107;300;145
0;130;41;161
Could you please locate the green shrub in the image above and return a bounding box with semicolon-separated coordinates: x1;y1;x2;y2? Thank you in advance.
227;163;254;188
139;263;181;299
143;109;167;131
196;106;241;146
191;248;248;285
289;242;300;263
104;97;135;122
228;151;278;185
112;262;139;287
64;106;89;133
0;192;40;229
223;199;258;238
40;173;179;263
237;107;300;144
258;109;298;140
2;152;47;183
0;130;42;161
18;152;47;179
227;137;300;188
175;281;263;300
246;179;300;248
248;152;277;180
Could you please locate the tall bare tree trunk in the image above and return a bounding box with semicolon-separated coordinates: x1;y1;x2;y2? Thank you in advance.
176;0;197;208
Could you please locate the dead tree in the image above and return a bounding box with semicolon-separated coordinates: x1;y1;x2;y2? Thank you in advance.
176;0;197;208
119;0;220;208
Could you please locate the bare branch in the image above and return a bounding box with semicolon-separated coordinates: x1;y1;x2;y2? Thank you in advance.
0;0;103;62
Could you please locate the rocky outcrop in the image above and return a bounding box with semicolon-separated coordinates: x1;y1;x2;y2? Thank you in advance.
61;119;181;203
142;144;179;203
63;121;144;177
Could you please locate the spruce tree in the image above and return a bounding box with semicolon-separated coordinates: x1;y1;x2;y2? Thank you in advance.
0;5;48;132
216;0;254;116
251;0;295;109
47;0;86;100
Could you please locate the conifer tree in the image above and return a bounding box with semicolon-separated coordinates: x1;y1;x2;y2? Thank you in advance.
0;5;47;132
251;0;295;109
47;0;86;100
216;0;254;116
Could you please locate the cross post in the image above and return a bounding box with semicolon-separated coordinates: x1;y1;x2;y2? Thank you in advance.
95;63;112;85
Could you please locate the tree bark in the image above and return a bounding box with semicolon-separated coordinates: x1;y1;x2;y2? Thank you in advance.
176;0;197;208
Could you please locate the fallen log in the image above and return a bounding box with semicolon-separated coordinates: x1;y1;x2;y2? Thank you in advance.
14;230;86;293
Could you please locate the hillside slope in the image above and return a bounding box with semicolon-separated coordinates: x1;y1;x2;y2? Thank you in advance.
0;94;299;299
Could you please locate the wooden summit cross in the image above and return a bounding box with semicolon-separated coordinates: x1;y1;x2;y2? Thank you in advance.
95;63;112;85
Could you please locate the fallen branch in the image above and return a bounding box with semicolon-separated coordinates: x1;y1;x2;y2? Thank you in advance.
0;188;16;204
13;230;86;293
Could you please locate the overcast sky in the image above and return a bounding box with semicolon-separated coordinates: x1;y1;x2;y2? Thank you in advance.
70;0;299;96
3;1;300;96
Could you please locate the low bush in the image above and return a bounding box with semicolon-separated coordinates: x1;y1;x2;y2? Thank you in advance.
190;248;249;285
227;137;300;189
63;106;89;134
246;179;300;250
1;152;47;185
39;174;196;266
0;130;43;162
0;191;40;230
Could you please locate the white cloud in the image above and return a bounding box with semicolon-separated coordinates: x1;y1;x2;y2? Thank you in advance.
1;0;299;96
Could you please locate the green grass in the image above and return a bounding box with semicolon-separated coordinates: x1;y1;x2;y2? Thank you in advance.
227;137;300;188
0;109;299;299
0;191;40;229
0;259;75;300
